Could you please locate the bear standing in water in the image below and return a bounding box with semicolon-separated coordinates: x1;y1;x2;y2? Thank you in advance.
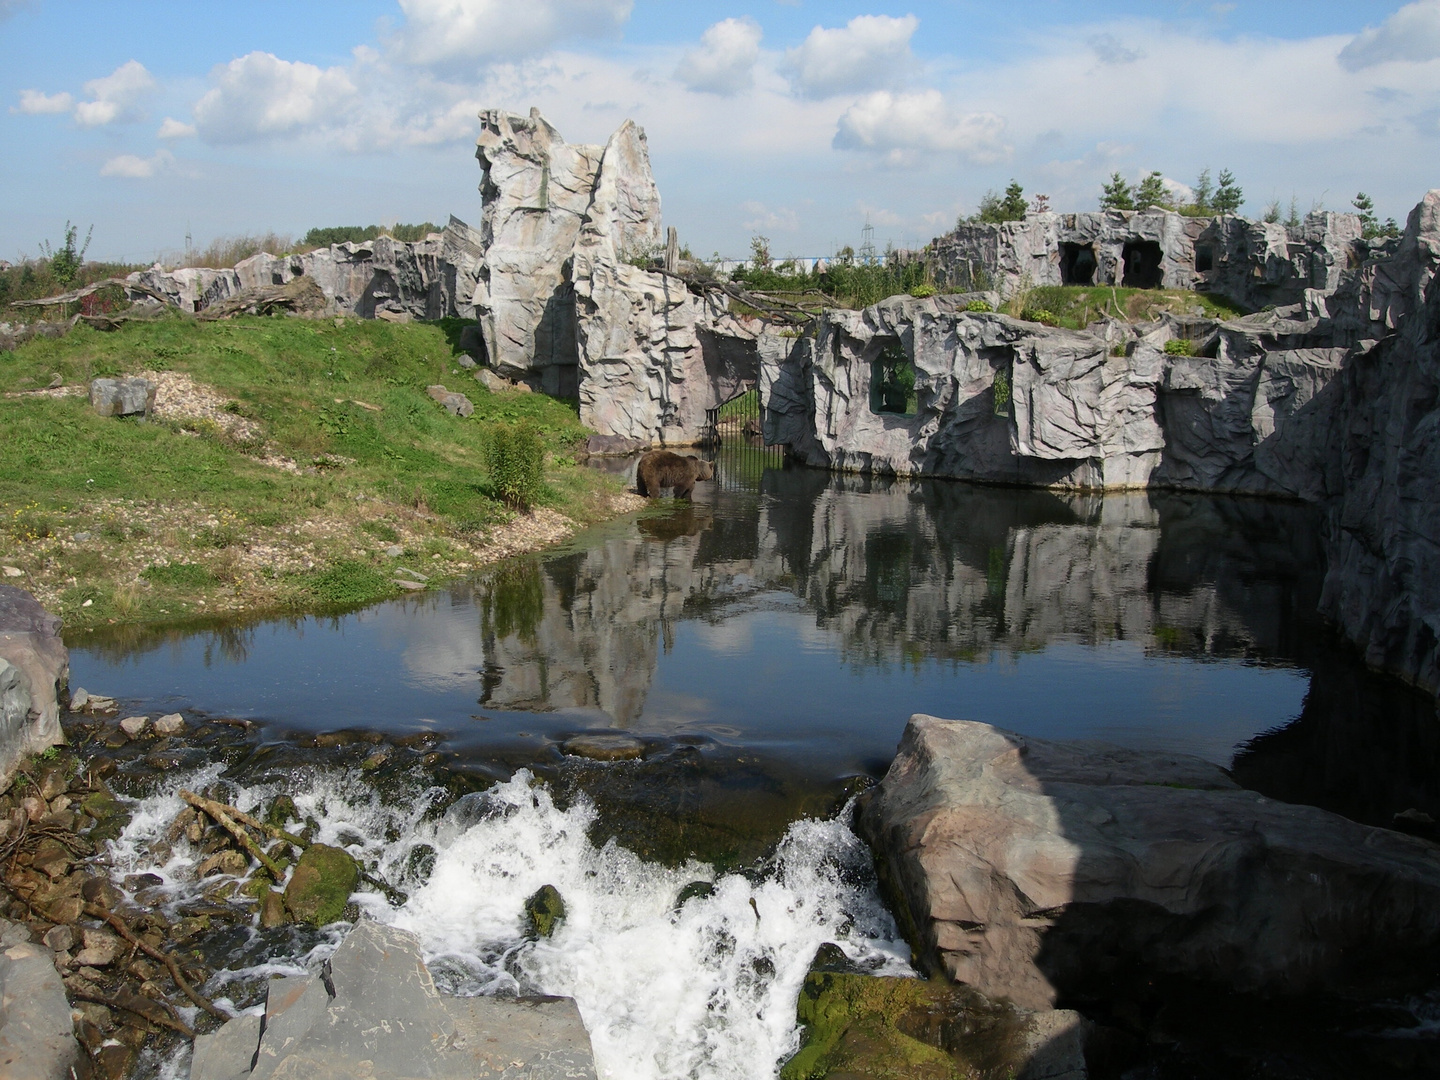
635;451;715;500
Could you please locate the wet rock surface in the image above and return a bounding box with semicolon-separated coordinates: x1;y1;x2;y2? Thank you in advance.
0;586;69;793
861;714;1440;1012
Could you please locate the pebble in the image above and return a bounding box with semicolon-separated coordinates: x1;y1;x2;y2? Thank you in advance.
152;712;186;735
385;545;403;558
73;532;93;542
118;715;150;737
1;565;22;577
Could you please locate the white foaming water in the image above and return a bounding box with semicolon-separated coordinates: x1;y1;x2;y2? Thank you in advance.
109;768;913;1080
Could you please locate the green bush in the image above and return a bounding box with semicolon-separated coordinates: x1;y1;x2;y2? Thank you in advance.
306;560;393;607
484;420;545;510
1164;338;1196;356
302;223;441;248
909;284;936;298
965;299;995;313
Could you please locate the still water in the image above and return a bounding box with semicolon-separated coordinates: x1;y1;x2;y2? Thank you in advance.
73;452;1326;777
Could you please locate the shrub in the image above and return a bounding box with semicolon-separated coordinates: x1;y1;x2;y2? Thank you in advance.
484;421;545;510
1163;338;1196;356
965;299;995;313
909;284;936;298
306;560;392;607
1022;308;1057;326
40;222;93;288
302;223;440;247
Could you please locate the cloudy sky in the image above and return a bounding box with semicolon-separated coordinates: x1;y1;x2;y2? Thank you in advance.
3;0;1437;264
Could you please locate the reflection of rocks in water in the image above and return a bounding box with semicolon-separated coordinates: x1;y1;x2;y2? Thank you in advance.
1233;653;1440;830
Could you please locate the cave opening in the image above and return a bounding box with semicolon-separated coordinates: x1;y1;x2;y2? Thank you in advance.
1122;240;1165;289
870;338;917;417
1195;245;1215;273
1060;242;1097;286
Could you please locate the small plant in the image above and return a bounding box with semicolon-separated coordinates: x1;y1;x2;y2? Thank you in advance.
992;370;1012;417
1022;308;1057;326
965;299;995;313
41;222;93;288
360;521;400;544
306;560;392;608
484;420;546;510
1164;338;1196;356
909;283;936;298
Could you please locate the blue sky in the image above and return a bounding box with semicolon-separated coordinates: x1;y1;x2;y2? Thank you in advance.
2;0;1437;263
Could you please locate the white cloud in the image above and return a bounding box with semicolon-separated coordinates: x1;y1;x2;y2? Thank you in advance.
675;17;763;96
100;149;174;179
1339;0;1440;69
14;89;73;115
783;14;917;98
834;90;1010;165
740;200;799;232
193;52;359;143
157;117;197;139
74;60;156;127
1089;33;1144;65
390;0;632;69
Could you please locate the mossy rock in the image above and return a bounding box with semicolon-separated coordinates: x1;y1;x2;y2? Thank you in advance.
282;843;358;927
266;794;297;828
780;972;1028;1080
524;884;566;938
79;790;130;841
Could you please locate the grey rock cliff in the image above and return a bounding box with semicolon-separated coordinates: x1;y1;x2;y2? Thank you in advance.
860;714;1440;1011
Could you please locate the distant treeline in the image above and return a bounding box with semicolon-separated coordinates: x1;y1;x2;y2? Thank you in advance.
302;223;442;247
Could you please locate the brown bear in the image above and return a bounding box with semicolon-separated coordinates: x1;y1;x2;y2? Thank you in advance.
635;451;715;500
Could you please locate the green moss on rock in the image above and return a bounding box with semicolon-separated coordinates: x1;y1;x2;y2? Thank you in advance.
524;884;566;938
283;843;359;926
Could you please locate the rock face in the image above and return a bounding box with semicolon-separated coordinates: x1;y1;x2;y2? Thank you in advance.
191;920;596;1080
125;216;484;322
927;208;1366;312
473;108;663;396
0;588;67;793
860;715;1440;1011
89;376;156;418
0;918;81;1080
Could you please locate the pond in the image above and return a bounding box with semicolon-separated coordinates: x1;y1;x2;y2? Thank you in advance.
66;445;1440;1079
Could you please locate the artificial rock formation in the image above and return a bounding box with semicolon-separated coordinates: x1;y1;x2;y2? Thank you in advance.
860;715;1440;1011
928;208;1372;312
0;587;68;793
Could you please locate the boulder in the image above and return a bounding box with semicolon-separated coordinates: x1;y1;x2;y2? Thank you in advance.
197;920;596;1080
523;884;566;938
0;919;82;1080
426;385;474;418
282;843;358;927
0;587;67;794
89;376;156;418
860;715;1440;1011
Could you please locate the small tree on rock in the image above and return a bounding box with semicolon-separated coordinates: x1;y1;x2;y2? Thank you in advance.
749;235;771;271
40;221;93;288
1191;169;1214;215
1352;192;1380;239
1030;193;1051;214
999;181;1028;221
1100;172;1135;211
1135;171;1169;210
1213;169;1243;214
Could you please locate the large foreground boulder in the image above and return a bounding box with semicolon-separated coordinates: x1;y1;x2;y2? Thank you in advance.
0;918;81;1080
0;587;67;793
191;920;596;1079
860;715;1440;1011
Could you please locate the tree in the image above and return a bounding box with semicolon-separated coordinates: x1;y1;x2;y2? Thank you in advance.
1135;171;1169;210
1099;172;1135;211
1285;195;1302;230
40;221;93;288
1030;193;1051;214
749;234;771;271
999;181;1028;221
1263;199;1282;224
1191;169;1214;215
1353;192;1380;239
1213;169;1243;214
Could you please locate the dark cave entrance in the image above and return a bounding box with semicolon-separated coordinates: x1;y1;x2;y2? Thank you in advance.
1122;240;1165;289
1059;243;1097;286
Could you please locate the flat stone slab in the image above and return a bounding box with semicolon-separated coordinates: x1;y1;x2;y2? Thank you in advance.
192;920;596;1080
560;734;646;761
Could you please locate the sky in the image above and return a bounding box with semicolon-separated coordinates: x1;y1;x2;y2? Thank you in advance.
2;0;1438;264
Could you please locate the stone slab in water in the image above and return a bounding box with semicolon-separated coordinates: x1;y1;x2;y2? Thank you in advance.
861;714;1440;1011
561;733;646;761
199;920;596;1080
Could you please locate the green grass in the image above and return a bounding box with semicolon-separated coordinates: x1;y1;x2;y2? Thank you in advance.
0;310;627;628
1015;285;1250;329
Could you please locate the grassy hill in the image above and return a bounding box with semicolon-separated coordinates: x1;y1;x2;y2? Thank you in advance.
0;311;633;632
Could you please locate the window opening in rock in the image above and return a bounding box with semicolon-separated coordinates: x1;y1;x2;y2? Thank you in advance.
1059;242;1097;286
1195;245;1214;273
870;340;917;417
1122;240;1165;289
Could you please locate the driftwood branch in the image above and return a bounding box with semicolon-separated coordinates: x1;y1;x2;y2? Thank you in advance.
70;983;196;1038
83;903;228;1022
179;791;286;879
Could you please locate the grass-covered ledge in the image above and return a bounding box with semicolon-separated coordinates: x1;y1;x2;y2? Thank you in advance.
0;311;639;631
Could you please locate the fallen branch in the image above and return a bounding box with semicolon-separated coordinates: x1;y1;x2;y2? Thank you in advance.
70;983;196;1038
83;902;229;1022
179;791;286;879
